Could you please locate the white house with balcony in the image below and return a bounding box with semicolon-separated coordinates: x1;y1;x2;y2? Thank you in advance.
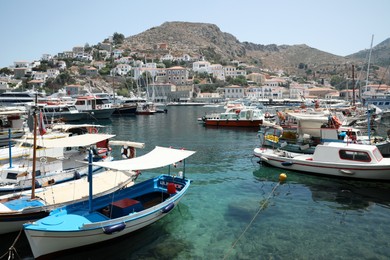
114;64;132;76
13;61;31;69
133;67;165;80
193;61;211;73
161;54;174;61
246;85;284;100
112;49;124;59
47;68;60;78
57;60;67;70
32;72;48;81
117;57;133;64
41;54;53;61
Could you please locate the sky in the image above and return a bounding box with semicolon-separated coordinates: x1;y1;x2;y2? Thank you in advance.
1;0;389;68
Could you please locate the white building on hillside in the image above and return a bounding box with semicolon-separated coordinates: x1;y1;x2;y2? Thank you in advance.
222;85;246;99
193;61;211;73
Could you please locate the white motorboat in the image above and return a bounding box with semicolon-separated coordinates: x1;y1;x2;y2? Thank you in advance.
254;142;390;180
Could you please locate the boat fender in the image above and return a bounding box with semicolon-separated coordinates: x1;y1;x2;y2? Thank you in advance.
339;169;355;175
103;222;126;235
162;203;175;213
74;171;81;180
281;161;293;166
167;182;177;195
34;180;41;189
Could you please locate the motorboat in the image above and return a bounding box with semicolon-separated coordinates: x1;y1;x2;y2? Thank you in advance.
201;107;264;127
254;142;390;180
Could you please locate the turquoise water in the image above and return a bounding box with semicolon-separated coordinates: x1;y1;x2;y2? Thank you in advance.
1;106;390;259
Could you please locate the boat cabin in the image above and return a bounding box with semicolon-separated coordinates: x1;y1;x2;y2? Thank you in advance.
311;142;383;164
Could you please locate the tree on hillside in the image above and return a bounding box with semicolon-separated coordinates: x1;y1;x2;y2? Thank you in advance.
113;32;125;45
227;75;247;86
56;71;75;86
330;75;347;90
0;67;13;75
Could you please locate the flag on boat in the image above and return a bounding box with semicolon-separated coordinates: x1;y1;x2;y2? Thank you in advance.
38;111;46;135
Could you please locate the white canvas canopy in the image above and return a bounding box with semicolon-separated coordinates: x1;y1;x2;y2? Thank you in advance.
92;146;196;171
15;134;115;148
109;140;145;149
0;110;25;115
51;124;105;132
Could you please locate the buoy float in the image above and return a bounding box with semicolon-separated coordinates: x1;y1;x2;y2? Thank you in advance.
279;173;287;182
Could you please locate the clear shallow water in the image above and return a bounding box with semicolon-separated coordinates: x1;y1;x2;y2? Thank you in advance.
1;106;390;259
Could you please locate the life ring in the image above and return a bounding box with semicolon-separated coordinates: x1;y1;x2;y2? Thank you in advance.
265;112;270;118
277;111;285;121
88;127;98;134
332;115;342;127
121;146;135;159
96;105;102;109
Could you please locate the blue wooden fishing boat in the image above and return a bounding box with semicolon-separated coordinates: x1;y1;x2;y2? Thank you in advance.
23;146;195;259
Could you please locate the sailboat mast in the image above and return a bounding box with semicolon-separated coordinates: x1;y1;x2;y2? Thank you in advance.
31;95;38;199
352;65;355;106
365;34;374;93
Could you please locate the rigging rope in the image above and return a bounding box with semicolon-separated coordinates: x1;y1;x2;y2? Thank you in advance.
223;180;283;260
0;229;23;260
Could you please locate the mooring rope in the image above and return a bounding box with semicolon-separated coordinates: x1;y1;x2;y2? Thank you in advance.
223;177;284;260
0;229;23;260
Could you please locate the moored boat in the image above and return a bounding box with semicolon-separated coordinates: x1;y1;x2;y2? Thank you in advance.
254;142;390;180
23;146;196;259
201;107;264;127
74;96;115;119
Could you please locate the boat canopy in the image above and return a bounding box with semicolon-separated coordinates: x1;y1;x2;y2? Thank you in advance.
51;124;105;132
92;146;196;171
109;140;145;149
15;133;115;148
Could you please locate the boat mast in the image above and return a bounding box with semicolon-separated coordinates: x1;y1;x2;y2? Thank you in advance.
31;94;38;199
365;34;374;93
352;65;355;106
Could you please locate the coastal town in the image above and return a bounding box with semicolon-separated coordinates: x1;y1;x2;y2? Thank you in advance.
1;32;389;108
0;23;390;259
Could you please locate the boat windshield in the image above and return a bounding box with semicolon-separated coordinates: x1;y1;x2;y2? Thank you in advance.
373;148;384;162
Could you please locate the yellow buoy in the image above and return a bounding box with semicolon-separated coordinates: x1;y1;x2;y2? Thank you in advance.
279;173;287;182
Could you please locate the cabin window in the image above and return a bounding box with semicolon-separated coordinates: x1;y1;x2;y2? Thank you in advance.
6;172;17;180
339;150;371;162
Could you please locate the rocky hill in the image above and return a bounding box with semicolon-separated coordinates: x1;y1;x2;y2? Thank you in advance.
347;38;390;67
123;21;388;80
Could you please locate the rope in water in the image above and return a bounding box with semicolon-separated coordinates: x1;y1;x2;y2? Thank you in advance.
0;228;23;260
223;176;285;260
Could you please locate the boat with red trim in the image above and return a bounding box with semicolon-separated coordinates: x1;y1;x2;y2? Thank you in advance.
254;142;390;180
